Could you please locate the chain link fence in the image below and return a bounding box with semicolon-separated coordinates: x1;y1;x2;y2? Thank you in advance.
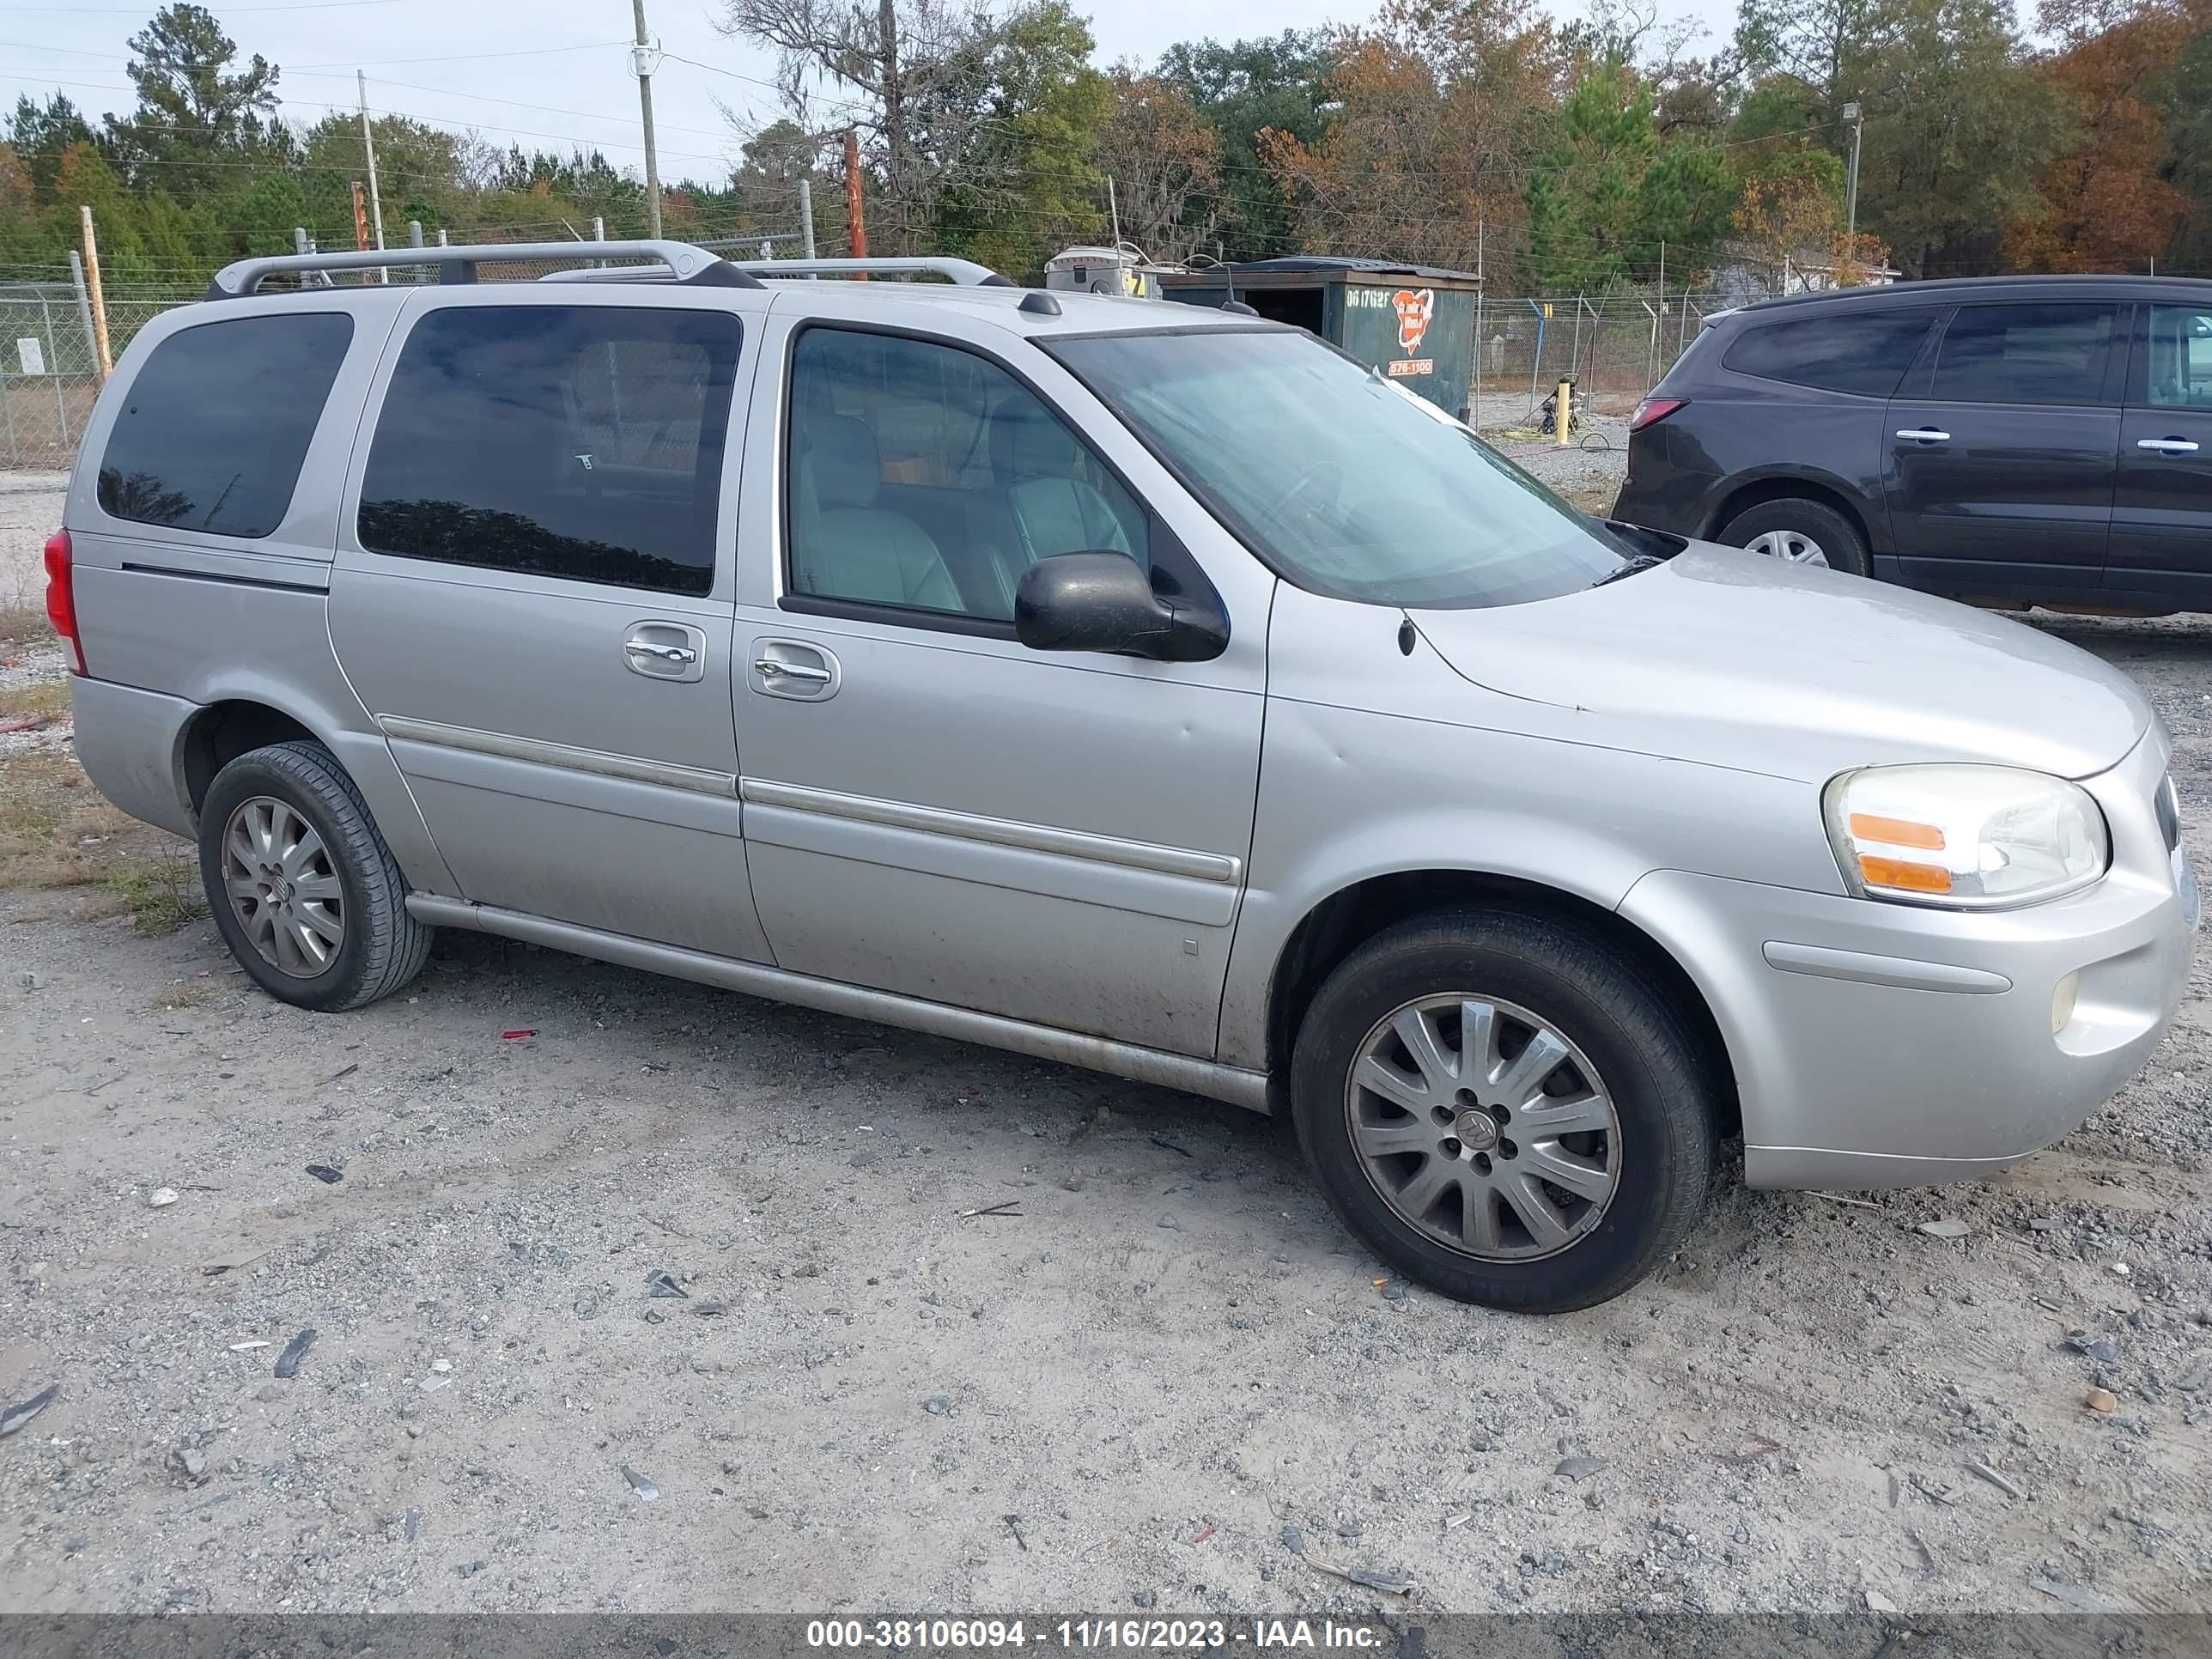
1;279;198;471
1467;293;1731;424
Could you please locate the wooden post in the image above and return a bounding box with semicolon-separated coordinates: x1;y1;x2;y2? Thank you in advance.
351;181;372;254
78;206;112;378
843;129;868;275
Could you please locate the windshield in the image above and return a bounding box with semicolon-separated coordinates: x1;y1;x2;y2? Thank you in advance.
1047;327;1631;609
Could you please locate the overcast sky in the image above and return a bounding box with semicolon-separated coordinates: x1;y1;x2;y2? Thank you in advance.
1;0;1728;187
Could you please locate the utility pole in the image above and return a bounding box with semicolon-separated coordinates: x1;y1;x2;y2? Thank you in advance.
357;70;387;282
844;129;868;269
79;207;112;377
798;177;817;260
1842;100;1864;247
631;0;664;238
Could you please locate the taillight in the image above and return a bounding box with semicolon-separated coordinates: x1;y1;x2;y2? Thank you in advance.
1629;396;1686;433
43;528;86;675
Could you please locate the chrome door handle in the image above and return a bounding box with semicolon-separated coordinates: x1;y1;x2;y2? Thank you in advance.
2136;437;2201;453
753;656;832;684
1896;428;1951;442
627;641;697;665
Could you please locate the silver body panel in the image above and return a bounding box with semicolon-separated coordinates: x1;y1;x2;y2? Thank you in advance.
61;276;2197;1192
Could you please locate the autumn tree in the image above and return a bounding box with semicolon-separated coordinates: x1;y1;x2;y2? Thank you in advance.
933;1;1109;276
2004;0;2192;270
1091;70;1223;262
1733;0;2062;276
1158;31;1334;258
1260;0;1563;272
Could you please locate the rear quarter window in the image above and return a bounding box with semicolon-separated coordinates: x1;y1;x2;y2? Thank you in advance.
96;312;353;538
1721;309;1937;398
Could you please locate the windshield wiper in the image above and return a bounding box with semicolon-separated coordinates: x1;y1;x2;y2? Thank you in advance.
1590;554;1662;589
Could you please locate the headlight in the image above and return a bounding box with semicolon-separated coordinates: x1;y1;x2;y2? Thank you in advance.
1824;764;2110;908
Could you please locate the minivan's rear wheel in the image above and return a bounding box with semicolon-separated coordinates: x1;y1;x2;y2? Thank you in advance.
198;740;432;1012
1290;909;1716;1312
1717;498;1869;577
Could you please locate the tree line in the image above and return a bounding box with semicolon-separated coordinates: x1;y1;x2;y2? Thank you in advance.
2;0;2207;293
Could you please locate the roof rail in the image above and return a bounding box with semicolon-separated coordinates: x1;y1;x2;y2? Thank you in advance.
205;240;764;300
694;248;1016;288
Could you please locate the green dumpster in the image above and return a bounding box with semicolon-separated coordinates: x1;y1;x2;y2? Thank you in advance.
1157;257;1485;418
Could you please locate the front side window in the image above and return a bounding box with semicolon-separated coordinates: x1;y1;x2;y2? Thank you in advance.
1048;328;1628;609
359;305;742;595
2145;306;2212;410
787;326;1148;622
1929;303;2118;407
1723;309;1936;397
98;312;352;538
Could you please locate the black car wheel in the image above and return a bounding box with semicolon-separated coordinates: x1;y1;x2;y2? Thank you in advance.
1290;908;1718;1313
198;740;433;1012
1718;498;1870;577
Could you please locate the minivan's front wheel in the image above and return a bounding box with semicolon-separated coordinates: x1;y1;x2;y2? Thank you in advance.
1717;498;1869;577
1290;909;1716;1313
198;740;432;1012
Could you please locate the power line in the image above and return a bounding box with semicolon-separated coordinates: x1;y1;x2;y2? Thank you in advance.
283;69;745;142
291;40;631;71
0;0;397;9
0;70;740;166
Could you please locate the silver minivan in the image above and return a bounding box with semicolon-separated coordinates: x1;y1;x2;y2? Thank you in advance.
46;240;2199;1311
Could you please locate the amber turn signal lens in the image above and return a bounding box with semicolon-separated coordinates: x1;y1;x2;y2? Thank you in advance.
1858;854;1953;893
1848;811;1945;850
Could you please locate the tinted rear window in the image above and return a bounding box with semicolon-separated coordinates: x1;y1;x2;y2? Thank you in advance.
358;305;743;595
1722;309;1936;397
97;313;352;538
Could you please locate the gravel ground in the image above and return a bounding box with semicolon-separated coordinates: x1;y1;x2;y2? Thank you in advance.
3;472;2209;1620
1470;393;1632;515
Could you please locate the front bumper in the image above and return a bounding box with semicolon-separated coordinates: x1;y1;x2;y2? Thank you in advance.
1619;732;2197;1188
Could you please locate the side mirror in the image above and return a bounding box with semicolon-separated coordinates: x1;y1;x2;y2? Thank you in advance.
1013;552;1227;662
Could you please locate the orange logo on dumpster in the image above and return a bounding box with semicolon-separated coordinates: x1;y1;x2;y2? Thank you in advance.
1391;288;1435;354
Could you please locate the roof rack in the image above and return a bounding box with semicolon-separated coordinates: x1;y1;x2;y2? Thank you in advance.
205;240;764;300
694;249;1017;288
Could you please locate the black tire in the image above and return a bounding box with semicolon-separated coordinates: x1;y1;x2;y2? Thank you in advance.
1289;908;1717;1313
198;740;433;1012
1717;496;1870;577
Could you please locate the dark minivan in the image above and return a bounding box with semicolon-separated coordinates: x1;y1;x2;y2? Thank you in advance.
1613;275;2212;613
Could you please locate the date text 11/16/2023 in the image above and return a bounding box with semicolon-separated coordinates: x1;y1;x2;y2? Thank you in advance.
805;1620;1389;1650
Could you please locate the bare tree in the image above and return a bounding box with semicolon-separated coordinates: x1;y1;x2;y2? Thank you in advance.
1092;68;1222;263
718;0;1010;253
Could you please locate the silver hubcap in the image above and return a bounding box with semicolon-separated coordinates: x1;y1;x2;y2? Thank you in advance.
221;797;343;978
1346;994;1621;1261
1744;528;1829;567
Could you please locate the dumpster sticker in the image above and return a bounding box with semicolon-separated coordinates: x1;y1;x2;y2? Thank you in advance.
1387;358;1434;377
1390;289;1435;354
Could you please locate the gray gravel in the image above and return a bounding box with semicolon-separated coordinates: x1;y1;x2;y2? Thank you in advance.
3;472;2209;1618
